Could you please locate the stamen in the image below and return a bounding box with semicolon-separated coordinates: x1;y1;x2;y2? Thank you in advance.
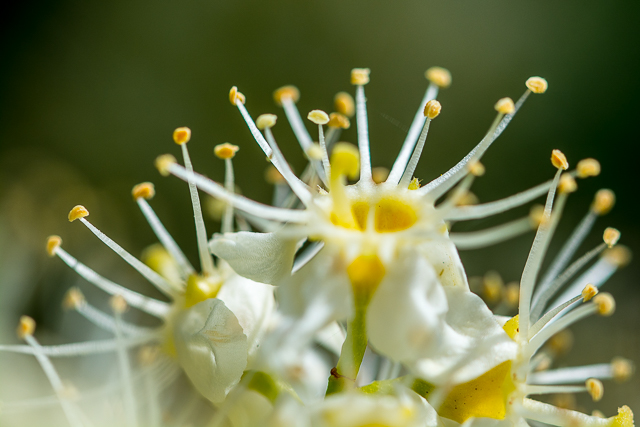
586;378;604;402
528;284;596;339
161;160;309;223
577;158;601;178
419;77;544;198
351;68;372;182
334;92;355;117
133;183;195;278
526;294;614;358
451;215;534;250
529;362;622;385
520;398;631;427
63;288;153;336
16;317;85;427
387;71;441;185
272;85;328;185
519;153;567;342
398;100;441;188
308;109;332;182
111;295;138;427
53;244;170;318
526;77;549;94
612;357;635;382
175;130;216;277
69;206;175;298
262;125;314;206
532;189;612;317
530;230;612;321
214;143;239;234
524;384;587;396
46;235;62;257
446;179;554;221
603;227;621;248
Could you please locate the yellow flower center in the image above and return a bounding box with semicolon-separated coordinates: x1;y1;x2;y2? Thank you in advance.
331;197;418;233
184;274;223;308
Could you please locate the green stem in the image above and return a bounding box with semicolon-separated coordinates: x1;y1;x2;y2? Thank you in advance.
326;303;368;395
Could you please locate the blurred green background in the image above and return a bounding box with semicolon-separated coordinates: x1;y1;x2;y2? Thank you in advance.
1;0;638;417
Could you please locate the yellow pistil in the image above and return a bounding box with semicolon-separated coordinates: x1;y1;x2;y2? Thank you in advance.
347;254;386;305
184;274;222;308
438;361;515;423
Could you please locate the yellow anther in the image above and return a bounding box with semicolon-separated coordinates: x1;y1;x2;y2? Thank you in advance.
494;97;515;115
68;205;89;222
351;68;370;85
558;173;577;194
229;86;245;106
593;292;615;316
63;287;85;310
611;357;635;383
328;112;351;129
273;85;300;106
214;143;239;160
546;330;574;355
371;167;389;184
185;274;222;308
603;245;632;267
132;182;155;200
155;154;177;176
456;191;479;206
468;160;485;177
408;177;421;190
264;165;285;185
603;227;621;248
425;66;452;88
483;271;503;303
256;114;277;130
138;346;160;366
504;282;520;308
586;378;604;402
592;410;605;418
581;283;598;302
529;204;546;227
534;354;553;372
610;405;634;427
503;315;519;340
17;316;35;339
423;99;442;119
331;143;360;180
46;235;62;257
110;294;128;314
334;92;355;117
551;149;569;170
591;189;615;215
172;127;191;145
308;109;330;125
576;158;601;178
526;77;548;94
306;143;324;161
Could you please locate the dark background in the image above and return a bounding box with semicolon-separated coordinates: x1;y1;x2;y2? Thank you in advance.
1;0;638;416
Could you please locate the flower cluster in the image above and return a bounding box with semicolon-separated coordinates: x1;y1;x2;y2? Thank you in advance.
0;67;635;427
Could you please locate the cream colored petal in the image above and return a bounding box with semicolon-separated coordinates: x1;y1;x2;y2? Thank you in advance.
367;250;449;362
412;287;517;385
173;298;248;403
217;273;275;363
209;231;297;285
419;238;470;290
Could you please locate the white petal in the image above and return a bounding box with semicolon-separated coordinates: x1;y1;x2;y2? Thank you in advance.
367;250;449;362
419;238;470;290
412;287;517;385
173;298;248;403
209;231;298;284
217;274;275;363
